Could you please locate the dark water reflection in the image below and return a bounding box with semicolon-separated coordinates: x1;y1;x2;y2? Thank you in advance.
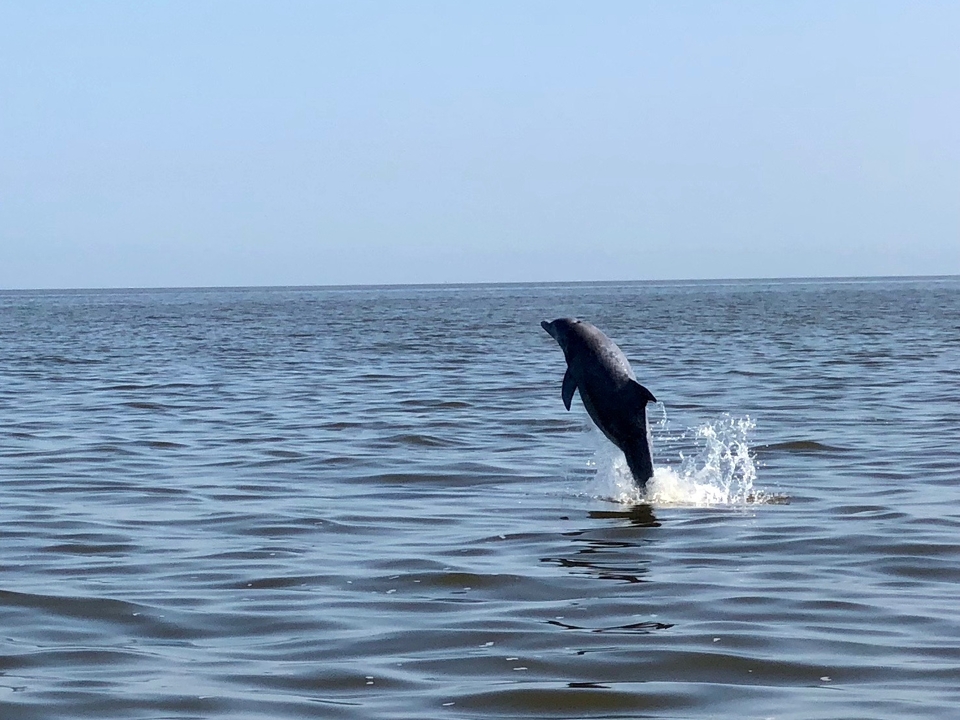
544;505;660;584
589;504;661;526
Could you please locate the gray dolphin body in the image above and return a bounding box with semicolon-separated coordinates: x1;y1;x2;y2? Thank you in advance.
541;318;658;489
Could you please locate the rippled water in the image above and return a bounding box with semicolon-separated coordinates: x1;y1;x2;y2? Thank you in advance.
2;278;959;719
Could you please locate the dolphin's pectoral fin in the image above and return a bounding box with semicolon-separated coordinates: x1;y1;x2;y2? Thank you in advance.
561;368;578;411
627;380;657;406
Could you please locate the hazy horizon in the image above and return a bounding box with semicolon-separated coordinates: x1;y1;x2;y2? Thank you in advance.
4;273;959;294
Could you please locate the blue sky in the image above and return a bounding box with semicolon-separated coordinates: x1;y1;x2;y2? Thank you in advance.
1;1;957;288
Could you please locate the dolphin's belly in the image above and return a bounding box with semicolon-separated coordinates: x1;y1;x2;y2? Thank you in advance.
578;383;621;445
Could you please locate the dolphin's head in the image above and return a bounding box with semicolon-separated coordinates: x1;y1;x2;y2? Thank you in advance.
541;317;581;353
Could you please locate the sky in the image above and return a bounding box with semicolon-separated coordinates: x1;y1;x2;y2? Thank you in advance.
1;1;957;289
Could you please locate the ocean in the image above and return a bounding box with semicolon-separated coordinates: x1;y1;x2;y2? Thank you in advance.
1;278;958;719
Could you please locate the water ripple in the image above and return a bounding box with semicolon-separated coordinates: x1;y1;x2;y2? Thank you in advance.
1;280;959;718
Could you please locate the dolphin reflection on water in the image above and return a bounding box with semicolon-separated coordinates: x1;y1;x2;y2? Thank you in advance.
541;318;658;490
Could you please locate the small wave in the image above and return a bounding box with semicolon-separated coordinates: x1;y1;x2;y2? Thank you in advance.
586;415;779;507
41;355;103;366
138;440;187;450
396;398;472;409
122;401;169;411
757;440;848;455
382;432;460;448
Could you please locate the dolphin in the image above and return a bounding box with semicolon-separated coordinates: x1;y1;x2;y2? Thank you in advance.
541;318;658;489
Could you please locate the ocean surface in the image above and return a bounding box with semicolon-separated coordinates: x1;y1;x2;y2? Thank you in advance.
1;278;959;719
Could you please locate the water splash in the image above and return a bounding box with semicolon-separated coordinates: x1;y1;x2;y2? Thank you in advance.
586;414;766;507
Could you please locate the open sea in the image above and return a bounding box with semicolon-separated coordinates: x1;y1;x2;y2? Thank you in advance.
1;277;959;719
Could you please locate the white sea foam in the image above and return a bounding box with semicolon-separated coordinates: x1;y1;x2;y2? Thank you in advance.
586;413;764;506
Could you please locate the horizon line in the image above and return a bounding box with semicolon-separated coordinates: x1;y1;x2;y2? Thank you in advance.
2;272;958;293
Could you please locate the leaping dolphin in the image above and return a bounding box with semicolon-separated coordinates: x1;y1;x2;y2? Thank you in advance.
541;318;658;489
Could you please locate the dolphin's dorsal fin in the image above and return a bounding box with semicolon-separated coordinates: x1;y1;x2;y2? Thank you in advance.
561;368;577;411
627;379;657;406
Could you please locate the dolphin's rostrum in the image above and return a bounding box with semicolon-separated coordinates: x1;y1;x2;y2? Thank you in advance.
541;318;658;489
